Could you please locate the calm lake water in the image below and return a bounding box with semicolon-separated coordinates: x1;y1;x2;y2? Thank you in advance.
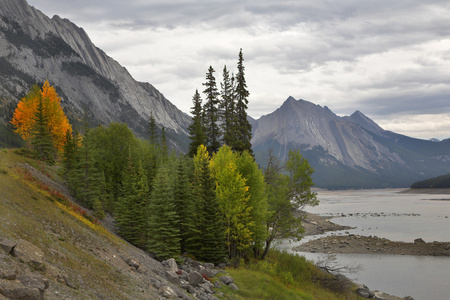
277;189;450;300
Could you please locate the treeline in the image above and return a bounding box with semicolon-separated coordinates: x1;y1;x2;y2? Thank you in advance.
411;173;450;189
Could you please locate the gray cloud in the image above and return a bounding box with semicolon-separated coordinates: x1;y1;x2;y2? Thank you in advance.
27;0;450;139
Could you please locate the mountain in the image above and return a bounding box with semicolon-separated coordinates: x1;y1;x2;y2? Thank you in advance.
0;0;190;150
252;97;450;188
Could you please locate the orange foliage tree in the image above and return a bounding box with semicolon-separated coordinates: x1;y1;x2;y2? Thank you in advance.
11;80;72;151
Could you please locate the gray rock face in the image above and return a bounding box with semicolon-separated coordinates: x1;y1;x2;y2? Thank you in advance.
252;96;450;188
0;0;191;150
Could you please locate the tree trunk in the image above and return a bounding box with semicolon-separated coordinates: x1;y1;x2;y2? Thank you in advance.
261;236;274;260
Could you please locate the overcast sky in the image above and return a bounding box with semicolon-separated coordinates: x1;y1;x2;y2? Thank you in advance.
27;0;450;140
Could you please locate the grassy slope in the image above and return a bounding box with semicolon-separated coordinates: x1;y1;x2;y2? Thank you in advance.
0;149;162;299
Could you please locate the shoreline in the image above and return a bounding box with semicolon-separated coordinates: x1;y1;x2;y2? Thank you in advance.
297;212;450;256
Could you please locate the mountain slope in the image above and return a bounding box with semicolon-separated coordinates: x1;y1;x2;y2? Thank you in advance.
252;97;450;188
0;0;190;150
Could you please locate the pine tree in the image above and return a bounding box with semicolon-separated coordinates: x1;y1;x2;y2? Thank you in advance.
220;65;236;147
173;158;193;253
116;156;149;248
186;145;226;263
70;112;102;208
62;129;78;178
233;49;252;153
148;112;159;146
147;165;181;260
31;94;55;164
202;66;221;154
188;89;205;157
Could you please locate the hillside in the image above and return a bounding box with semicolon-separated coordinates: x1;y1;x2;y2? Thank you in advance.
0;0;191;151
1;149;370;300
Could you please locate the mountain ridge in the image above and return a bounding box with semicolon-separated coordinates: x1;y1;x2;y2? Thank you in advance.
252;96;450;188
0;0;190;150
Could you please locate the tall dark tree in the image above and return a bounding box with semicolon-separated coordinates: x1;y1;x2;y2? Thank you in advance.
220;65;236;147
186;145;226;263
148;112;159;145
147;165;181;260
233;49;252;153
202;66;221;154
70;113;102;209
31;95;55;164
188;89;205;157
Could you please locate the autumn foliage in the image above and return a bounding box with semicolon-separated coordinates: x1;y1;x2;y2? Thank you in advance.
11;80;72;151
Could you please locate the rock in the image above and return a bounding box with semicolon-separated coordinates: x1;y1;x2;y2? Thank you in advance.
124;258;140;270
414;238;425;244
188;271;204;287
0;271;16;280
374;291;387;300
213;281;221;288
403;296;415;300
220;276;234;285
159;285;178;300
166;271;181;285
203;263;214;269
356;285;372;298
198;281;214;294
0;280;40;300
229;283;239;290
0;238;16;255
165;258;179;273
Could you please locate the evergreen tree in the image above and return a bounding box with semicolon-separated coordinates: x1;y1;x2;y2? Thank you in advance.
187;145;226;262
220;65;236;147
202;66;221;154
116;156;149;248
187;89;205;157
62;129;77;177
147;165;181;260
70;113;102;208
233;49;252;153
31;95;55;164
148;112;159;145
173;158;193;253
161;126;168;161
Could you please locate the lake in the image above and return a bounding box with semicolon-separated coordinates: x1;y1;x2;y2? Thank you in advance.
277;189;450;300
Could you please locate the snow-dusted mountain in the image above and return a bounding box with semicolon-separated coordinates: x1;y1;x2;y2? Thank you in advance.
0;0;190;150
252;97;450;188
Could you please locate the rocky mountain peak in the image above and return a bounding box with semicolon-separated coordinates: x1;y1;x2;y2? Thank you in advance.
0;0;191;150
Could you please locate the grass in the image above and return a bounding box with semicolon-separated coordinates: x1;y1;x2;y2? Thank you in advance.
0;149;137;299
216;250;362;300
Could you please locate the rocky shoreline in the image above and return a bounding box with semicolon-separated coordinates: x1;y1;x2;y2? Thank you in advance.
298;212;450;257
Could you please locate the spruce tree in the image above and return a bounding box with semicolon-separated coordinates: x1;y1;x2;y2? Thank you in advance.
187;145;226;263
147;165;181;260
148;112;159;145
220;65;236;147
187;89;205;157
173;158;193;253
202;66;221;154
31;95;55;164
233;49;252;154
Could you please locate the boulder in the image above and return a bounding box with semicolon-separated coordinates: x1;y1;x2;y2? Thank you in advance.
188;271;204;287
0;238;16;255
166;271;181;285
166;258;179;273
414;238;425;244
356;285;372;298
159;285;178;300
374;291;387;300
199;281;214;294
229;283;239;291
220;276;234;285
0;271;16;280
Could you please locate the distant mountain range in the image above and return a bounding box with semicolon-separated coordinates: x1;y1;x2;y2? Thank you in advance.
1;0;449;188
251;97;450;188
0;0;191;150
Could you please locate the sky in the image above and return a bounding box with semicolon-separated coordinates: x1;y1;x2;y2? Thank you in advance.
27;0;450;140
